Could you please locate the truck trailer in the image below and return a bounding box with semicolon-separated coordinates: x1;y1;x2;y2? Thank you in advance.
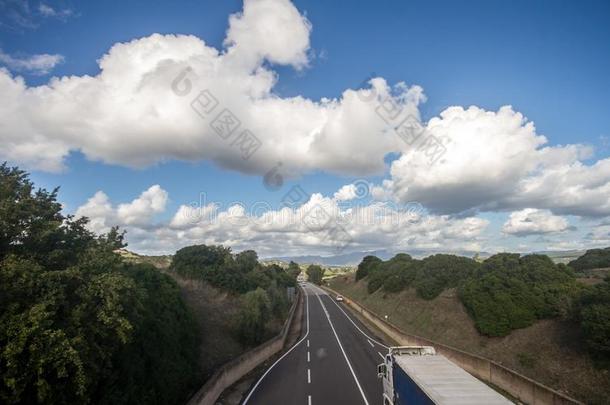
377;346;513;405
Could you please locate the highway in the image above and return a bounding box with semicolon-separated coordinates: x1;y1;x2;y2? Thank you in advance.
243;283;389;405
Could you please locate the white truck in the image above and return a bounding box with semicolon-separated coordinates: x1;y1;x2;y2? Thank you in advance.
377;346;513;405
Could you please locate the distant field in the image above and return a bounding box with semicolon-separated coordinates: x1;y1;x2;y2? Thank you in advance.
328;274;610;404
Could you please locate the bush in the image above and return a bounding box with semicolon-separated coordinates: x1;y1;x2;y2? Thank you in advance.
459;253;579;336
306;264;324;285
577;279;610;363
237;288;272;345
356;255;383;280
569;247;610;271
414;254;479;300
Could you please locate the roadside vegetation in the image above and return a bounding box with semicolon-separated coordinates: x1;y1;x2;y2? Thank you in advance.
569;247;610;272
306;264;325;285
0;163;200;405
352;251;609;364
170;244;297;345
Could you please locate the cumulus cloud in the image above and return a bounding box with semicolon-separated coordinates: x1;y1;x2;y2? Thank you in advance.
75;185;489;256
116;185;168;226
0;0;421;175
75;185;168;233
2;0;609;222
381;105;610;217
502;208;570;236
0;49;63;74
224;0;311;69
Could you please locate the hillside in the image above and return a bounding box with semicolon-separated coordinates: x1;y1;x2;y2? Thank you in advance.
118;249;289;380
329;274;610;404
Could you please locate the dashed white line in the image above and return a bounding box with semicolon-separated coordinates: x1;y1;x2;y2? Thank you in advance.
307;368;311;384
367;339;374;347
307;351;310;362
378;352;384;360
312;284;389;349
315;293;369;405
243;287;310;404
308;395;312;405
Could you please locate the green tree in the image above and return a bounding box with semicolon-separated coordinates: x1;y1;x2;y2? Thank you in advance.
237;288;272;345
356;255;382;281
287;261;301;279
569;248;610;272
459;253;579;336
0;163;200;405
577;278;610;363
306;264;324;285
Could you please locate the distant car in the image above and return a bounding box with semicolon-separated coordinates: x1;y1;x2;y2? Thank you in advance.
336;295;344;302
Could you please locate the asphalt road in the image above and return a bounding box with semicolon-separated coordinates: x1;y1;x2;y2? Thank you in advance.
243;283;389;405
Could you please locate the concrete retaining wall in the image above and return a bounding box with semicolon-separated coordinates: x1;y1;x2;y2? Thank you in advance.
323;285;582;405
187;288;303;405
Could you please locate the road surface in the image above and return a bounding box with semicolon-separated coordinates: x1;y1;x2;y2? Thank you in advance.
243;283;389;405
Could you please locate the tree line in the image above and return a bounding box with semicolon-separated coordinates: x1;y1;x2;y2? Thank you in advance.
170;244;298;345
355;250;610;364
0;163;200;404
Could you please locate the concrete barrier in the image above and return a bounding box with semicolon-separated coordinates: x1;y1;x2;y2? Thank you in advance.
323;285;582;405
187;288;303;405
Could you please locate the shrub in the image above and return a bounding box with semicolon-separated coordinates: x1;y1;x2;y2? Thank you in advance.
459;253;579;336
569;248;610;271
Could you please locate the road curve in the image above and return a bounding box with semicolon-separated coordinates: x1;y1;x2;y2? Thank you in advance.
243;283;389;405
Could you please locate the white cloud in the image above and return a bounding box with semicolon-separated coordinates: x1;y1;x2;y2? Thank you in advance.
75;185;489;256
224;0;311;69
0;0;421;175
117;185;168;226
381;105;610;217
2;0;609;223
0;49;63;75
38;4;73;20
74;191;114;235
75;185;168;233
502;208;570;236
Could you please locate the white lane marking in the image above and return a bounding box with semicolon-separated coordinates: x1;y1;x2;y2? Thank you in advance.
307;339;310;348
378;352;384;360
308;395;312;405
307;368;311;384
307;351;310;362
243;286;310;404
316;293;369;405
367;339;374;347
313;284;388;349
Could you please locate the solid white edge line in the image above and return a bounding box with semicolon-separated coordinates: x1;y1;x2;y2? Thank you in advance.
243;286;310;404
316;293;369;405
314;284;389;349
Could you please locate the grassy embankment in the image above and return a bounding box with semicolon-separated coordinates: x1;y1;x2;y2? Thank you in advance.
328;273;610;404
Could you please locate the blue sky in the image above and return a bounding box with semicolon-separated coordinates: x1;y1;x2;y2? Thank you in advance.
1;0;610;256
